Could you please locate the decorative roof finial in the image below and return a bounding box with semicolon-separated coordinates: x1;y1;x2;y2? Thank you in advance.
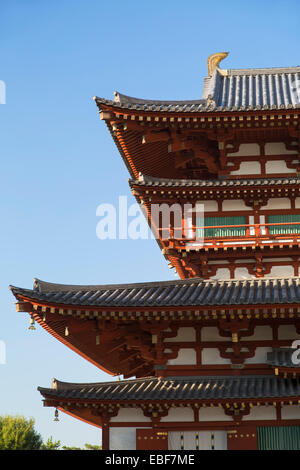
207;52;229;77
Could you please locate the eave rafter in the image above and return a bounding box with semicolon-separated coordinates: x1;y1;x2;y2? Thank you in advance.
42;395;300;427
96;100;300;180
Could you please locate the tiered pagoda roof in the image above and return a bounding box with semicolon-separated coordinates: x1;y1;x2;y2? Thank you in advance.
95;65;300;114
39;375;300;401
10;276;300;308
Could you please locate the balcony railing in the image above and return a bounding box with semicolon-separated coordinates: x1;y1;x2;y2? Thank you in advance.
159;221;300;249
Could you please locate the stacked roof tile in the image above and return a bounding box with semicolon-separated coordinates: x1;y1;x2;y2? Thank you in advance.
10;276;300;308
39;375;300;401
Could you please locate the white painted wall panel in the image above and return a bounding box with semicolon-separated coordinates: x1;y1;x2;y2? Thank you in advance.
167;348;197;365
227;143;260;156
243;407;276;421
278;325;300;340
198;200;219;212
165;327;196;342
281;405;300;420
201;327;231;342
111;408;151;423
198;407;232;422
265;266;294;278
222;200;251;211
244;347;273;364
201;348;231;365
266;160;296;174
234;267;253;279
265;142;298;155
230;161;261;175
211;268;231;280
248;326;273;341
110;427;137;450
161;407;194;422
260;198;291;210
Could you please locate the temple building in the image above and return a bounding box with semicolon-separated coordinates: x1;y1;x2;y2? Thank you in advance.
10;53;300;450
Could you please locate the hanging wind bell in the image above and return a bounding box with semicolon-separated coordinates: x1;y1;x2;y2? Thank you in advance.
96;334;100;345
65;326;69;337
28;315;36;331
54;409;59;422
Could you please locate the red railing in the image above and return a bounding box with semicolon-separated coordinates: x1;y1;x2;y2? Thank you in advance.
158;221;300;248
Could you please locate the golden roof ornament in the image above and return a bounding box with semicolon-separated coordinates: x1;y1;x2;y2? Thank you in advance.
207;52;229;77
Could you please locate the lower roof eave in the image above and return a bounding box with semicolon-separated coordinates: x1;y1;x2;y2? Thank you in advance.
37;375;300;403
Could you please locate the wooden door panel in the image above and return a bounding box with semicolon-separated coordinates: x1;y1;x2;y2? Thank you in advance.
136;429;168;450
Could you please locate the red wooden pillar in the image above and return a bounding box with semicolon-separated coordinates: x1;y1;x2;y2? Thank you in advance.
102;420;110;450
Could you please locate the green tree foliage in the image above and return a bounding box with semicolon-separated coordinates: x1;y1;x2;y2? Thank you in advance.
84;443;102;450
41;436;61;450
0;415;43;450
0;415;101;450
62;443;101;450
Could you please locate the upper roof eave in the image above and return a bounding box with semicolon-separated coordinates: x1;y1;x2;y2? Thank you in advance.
94;95;300;115
129;174;300;190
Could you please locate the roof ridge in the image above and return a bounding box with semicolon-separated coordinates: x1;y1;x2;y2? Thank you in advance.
9;275;300;296
227;66;300;76
131;173;300;187
39;373;281;392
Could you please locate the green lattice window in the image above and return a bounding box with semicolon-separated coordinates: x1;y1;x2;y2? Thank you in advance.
258;426;300;450
196;216;246;238
268;214;300;234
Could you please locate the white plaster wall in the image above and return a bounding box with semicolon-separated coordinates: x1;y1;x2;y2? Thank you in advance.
278;325;300;340
243;407;276;421
244;347;273;364
161;407;194;422
227;143;260;156
248;326;273;341
266;160;296;174
167;349;197;365
201;348;231;365
165;327;196;342
260;198;291;210
295;197;300;209
207;259;229;265
211;268;231;280
109;427;137;450
281;405;300;420
198;407;232;422
197;200;218;212
234;267;253;279
222;200;252;211
265;142;298;155
235;259;256;263
201;327;231;342
264;257;293;262
230;161;261;175
260;214;266;235
110;408;151;423
265;266;295;278
208;260;230;265
168;431;227;450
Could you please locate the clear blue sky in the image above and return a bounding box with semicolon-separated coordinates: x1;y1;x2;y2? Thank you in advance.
0;0;299;448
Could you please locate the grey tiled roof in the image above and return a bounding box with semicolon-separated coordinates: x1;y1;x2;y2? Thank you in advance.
267;349;300;368
94;93;207;113
131;174;300;189
9;276;300;308
38;375;300;401
94;65;300;113
202;67;300;111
